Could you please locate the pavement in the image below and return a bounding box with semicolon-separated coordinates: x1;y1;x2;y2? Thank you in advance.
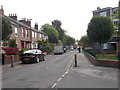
71;51;118;81
2;60;22;73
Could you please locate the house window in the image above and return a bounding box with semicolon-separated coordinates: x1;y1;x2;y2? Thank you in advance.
32;31;34;38
15;27;18;37
100;11;107;17
26;29;29;37
39;33;41;38
35;32;37;38
22;28;25;37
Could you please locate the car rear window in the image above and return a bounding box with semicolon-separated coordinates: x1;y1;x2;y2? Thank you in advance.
24;50;36;54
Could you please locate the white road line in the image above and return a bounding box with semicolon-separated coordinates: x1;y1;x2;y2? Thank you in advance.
62;74;65;77
51;83;57;88
58;78;62;82
65;71;68;74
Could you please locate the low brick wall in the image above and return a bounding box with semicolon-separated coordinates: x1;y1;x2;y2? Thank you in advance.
84;51;119;69
3;54;20;64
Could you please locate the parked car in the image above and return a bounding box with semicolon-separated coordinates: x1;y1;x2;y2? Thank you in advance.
54;45;64;54
20;49;46;63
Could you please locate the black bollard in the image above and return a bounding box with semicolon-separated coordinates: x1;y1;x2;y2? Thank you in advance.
74;54;77;67
11;55;14;67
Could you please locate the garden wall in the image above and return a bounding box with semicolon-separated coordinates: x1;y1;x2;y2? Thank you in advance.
84;51;119;69
2;54;20;65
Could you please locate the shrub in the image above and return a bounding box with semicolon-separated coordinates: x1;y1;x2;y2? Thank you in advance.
19;48;28;54
118;51;120;60
2;47;19;55
9;39;17;47
40;44;53;53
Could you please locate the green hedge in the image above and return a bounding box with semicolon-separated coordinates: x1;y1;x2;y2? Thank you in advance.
118;51;120;60
83;48;96;57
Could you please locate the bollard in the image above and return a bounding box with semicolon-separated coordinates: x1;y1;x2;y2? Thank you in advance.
74;54;77;67
11;55;14;67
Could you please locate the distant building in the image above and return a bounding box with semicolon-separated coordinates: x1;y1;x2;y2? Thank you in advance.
92;4;120;53
93;7;119;36
1;6;48;50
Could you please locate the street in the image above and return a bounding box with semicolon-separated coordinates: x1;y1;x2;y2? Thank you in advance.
2;51;118;88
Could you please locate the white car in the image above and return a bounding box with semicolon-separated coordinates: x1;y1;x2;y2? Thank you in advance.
54;45;64;54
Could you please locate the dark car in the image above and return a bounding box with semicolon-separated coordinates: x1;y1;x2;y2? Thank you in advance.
20;49;46;63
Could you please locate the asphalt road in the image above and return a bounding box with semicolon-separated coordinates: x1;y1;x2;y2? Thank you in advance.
2;50;118;88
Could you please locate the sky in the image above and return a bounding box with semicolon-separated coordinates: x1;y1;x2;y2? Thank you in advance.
1;0;119;40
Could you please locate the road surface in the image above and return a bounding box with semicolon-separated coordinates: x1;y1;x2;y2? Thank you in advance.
2;50;118;88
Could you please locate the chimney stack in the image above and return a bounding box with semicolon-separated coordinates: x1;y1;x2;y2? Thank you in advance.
9;13;17;20
1;5;4;15
19;18;31;27
34;23;38;30
26;19;31;27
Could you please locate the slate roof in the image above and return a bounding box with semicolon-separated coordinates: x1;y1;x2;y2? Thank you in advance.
5;15;47;35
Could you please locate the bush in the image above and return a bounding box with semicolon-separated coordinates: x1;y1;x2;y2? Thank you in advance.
2;47;19;55
19;48;28;54
83;48;96;57
118;51;120;60
9;39;17;47
40;44;53;53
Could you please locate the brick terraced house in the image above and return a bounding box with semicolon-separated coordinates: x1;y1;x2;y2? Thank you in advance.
1;6;48;50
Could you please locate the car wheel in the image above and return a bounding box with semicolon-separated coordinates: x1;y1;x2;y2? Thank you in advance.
22;61;25;64
36;56;39;63
43;56;46;61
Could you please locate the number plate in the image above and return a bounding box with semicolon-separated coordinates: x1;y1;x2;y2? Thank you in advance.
24;58;29;60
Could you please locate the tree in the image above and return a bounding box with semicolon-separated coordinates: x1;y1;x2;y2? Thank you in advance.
2;17;12;43
52;20;66;43
66;36;75;45
78;35;94;48
87;16;114;48
52;20;61;29
41;24;59;43
118;0;120;35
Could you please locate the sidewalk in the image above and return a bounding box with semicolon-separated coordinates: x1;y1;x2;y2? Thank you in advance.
72;51;118;81
2;60;21;73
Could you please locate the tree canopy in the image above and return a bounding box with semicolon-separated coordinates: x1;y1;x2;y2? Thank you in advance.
41;24;59;43
78;35;94;48
2;17;12;41
118;2;120;35
52;20;66;43
87;16;114;45
65;36;75;45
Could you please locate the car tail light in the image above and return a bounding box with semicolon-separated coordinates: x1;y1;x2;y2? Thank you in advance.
31;54;36;56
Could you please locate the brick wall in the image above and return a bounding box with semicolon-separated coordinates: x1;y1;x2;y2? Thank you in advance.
3;54;20;64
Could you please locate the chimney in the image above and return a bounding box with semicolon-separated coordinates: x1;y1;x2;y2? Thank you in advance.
19;18;31;27
1;5;4;15
26;19;31;27
9;13;17;20
34;23;38;30
19;18;27;25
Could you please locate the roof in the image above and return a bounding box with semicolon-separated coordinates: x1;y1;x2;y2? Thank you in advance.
109;37;120;42
4;15;47;36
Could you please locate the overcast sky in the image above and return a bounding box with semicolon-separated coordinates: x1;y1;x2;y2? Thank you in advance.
1;0;119;40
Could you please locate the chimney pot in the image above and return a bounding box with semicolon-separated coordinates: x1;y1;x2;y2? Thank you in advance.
34;22;38;30
1;5;3;10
